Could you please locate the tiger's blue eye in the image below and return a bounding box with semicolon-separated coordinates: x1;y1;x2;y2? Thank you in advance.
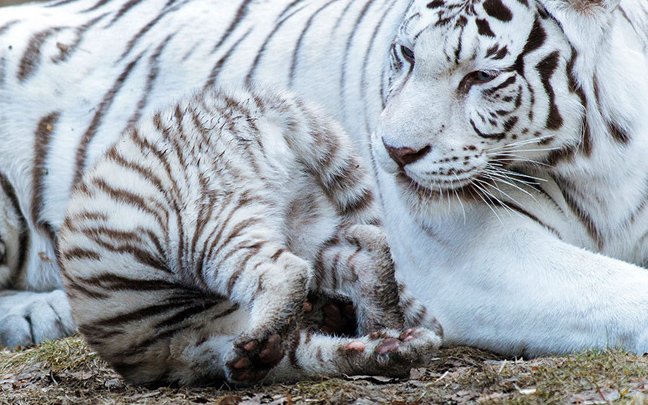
400;45;415;63
476;70;495;82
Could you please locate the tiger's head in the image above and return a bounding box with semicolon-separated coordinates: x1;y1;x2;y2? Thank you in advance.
373;0;613;212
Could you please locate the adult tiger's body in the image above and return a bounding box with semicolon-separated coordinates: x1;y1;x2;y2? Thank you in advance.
373;0;648;355
1;0;648;356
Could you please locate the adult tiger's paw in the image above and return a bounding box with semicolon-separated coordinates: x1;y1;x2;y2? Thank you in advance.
0;290;76;348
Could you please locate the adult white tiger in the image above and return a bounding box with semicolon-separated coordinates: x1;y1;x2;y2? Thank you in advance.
1;0;647;357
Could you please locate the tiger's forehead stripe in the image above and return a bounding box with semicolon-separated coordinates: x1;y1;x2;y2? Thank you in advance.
482;0;513;21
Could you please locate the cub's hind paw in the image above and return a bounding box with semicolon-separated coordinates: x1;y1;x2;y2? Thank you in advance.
344;328;441;377
302;292;358;337
225;333;284;384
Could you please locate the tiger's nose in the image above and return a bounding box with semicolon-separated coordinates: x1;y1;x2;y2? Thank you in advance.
382;140;431;167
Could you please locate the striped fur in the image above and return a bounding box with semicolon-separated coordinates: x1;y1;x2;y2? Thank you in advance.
58;85;441;386
1;0;648;358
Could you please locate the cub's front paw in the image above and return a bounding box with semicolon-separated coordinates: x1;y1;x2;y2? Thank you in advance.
225;333;285;384
0;290;76;348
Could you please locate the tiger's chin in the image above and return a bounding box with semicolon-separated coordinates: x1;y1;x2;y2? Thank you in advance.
394;171;484;207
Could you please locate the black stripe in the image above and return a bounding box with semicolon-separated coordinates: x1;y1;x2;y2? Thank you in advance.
18;28;61;82
475;19;495;37
332;1;356;33
210;0;253;54
277;0;305;21
0;50;6;87
204;29;252;89
592;76;631;145
89;177;167;227
0;172;29;278
82;273;176;292
361;0;398;132
339;0;376;123
72;52;144;190
63;280;110;300
52;14;108;64
81;0;111;12
0;20;18;36
555;177;603;251
117;7;175;61
108;0;143;27
536;51;563;130
470;119;505;140
189;171;218;261
195;194;236;288
542;144;576;166
60;247;101;261
514;17;546;74
483;75;516;95
566;48;592;156
87;234;170;273
44;0;81;7
483;0;513;22
289;0;341;86
31;112;61;241
127;33;175;127
245;3;306;85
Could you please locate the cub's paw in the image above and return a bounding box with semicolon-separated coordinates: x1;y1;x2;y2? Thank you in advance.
345;328;441;377
303;292;357;337
225;333;285;384
0;290;76;348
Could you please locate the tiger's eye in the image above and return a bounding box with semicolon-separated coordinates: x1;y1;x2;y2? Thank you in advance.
476;70;495;82
401;45;415;63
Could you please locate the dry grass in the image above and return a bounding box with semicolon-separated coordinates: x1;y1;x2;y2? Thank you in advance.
1;336;648;404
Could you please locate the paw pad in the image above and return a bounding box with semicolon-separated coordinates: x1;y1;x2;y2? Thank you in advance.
226;333;285;383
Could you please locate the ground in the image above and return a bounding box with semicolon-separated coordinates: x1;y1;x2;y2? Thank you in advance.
1;336;648;404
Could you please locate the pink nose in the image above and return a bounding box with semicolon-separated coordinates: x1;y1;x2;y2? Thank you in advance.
383;140;431;167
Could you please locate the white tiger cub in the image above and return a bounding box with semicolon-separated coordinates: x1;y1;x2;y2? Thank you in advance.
57;85;441;386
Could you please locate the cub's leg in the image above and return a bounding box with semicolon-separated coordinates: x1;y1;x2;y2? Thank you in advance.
315;223;443;338
314;224;404;334
216;244;314;383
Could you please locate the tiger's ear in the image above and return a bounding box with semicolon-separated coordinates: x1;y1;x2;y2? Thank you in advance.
538;0;619;56
540;0;619;16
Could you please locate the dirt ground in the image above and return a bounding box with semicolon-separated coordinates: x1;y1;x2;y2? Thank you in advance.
1;336;648;404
